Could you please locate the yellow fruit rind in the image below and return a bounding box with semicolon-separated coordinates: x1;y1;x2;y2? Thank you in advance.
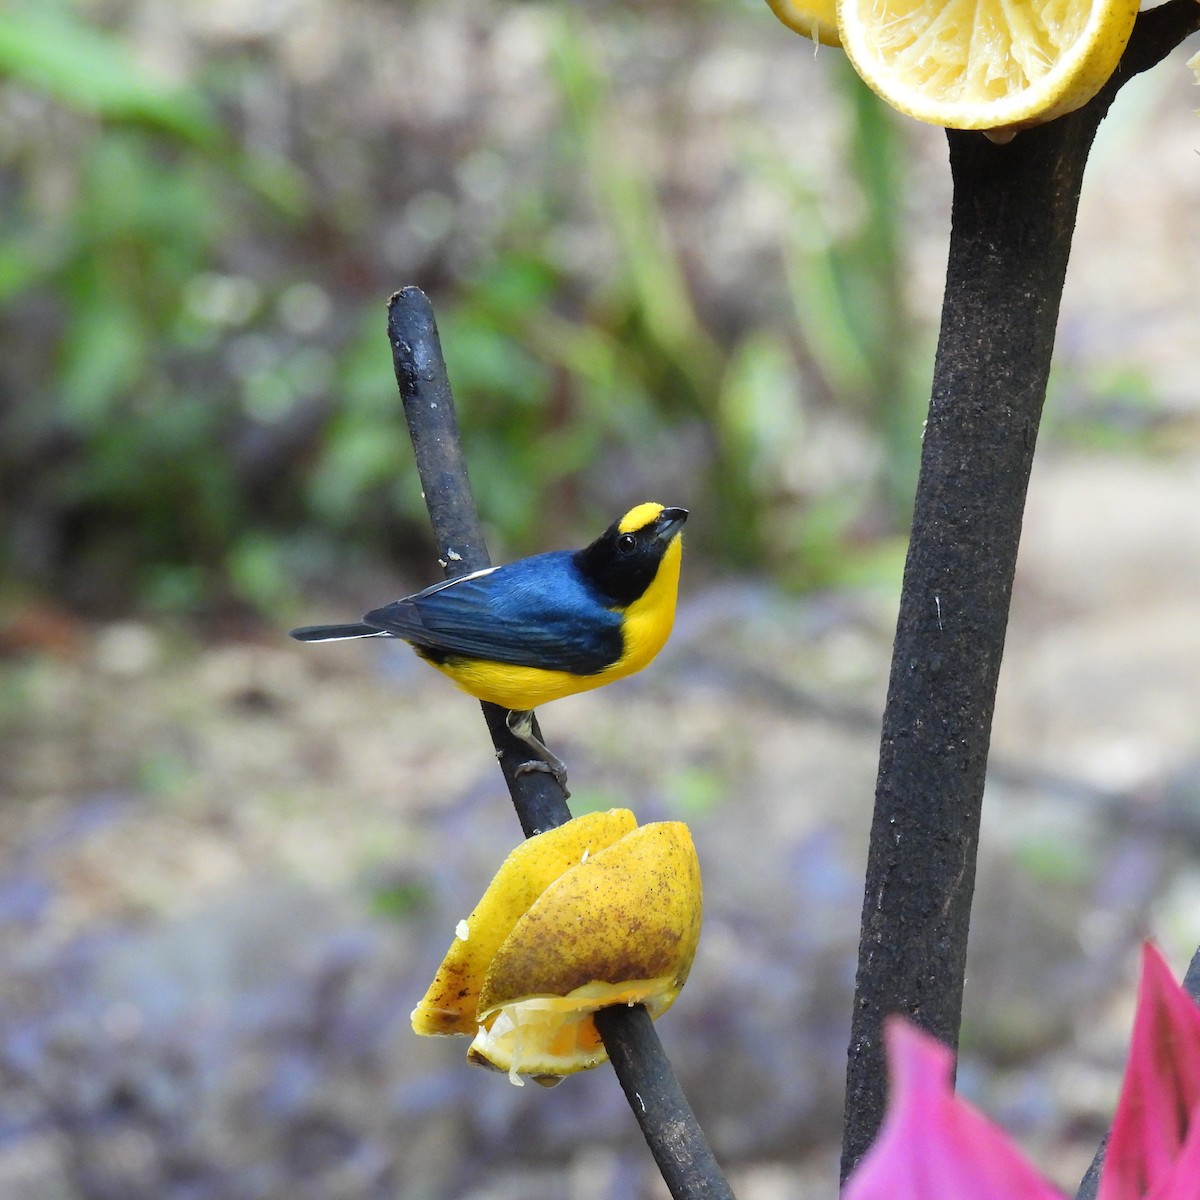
410;808;637;1035
476;822;702;1018
764;0;841;48
412;815;703;1083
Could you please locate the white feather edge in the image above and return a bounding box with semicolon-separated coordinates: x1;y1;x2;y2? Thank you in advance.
410;564;500;598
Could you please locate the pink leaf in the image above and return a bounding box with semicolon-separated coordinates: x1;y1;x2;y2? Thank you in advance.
1099;944;1200;1200
1146;1118;1200;1200
843;1018;1066;1200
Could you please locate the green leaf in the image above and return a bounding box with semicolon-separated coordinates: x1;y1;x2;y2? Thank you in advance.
57;298;146;427
227;535;290;610
370;881;431;920
0;239;45;301
0;9;219;145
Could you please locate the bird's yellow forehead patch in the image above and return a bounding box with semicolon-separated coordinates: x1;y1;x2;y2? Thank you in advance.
617;502;665;534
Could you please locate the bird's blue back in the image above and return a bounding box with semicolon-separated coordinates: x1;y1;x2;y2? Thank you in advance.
364;549;624;675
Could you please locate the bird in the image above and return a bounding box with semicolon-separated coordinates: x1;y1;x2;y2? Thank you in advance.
290;502;688;787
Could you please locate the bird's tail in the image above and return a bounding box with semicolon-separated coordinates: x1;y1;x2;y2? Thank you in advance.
289;622;388;642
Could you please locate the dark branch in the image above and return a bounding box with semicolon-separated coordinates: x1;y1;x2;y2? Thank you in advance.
387;287;571;839
595;1005;735;1200
842;0;1200;1180
841;113;1098;1180
386;286;734;1200
1108;0;1200;91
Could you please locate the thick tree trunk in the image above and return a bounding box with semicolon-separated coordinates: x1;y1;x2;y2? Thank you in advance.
840;1;1200;1169
839;112;1101;1176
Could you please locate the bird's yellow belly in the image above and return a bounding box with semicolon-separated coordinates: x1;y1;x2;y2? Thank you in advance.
429;643;672;710
419;536;681;712
429;657;615;710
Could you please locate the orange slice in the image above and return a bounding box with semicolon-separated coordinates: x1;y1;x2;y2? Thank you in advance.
469;821;702;1085
412;812;703;1085
410;808;637;1036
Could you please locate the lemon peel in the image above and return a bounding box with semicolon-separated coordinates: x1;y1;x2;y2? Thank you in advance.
411;808;637;1036
837;0;1139;134
413;814;702;1085
764;0;841;47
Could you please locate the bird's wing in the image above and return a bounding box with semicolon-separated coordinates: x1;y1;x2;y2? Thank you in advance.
363;553;623;675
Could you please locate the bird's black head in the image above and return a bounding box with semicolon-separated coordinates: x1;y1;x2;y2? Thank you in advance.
575;503;688;607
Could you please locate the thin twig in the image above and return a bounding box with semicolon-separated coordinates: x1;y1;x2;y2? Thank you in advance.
386;286;734;1200
386;287;571;838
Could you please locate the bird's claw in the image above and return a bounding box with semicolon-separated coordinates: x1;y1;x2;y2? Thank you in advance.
514;757;571;796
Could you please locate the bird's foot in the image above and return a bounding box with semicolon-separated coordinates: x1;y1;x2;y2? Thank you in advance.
514;757;570;794
506;710;570;796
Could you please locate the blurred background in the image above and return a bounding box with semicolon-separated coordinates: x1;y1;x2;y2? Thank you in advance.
2;0;1200;1197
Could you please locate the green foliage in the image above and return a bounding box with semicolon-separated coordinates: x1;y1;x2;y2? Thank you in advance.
663;765;726;817
134;747;194;799
0;0;928;618
0;7;218;143
392;13;922;577
370;879;432;920
557;786;624;817
1014;833;1094;886
0;4;312;612
1043;361;1168;453
772;60;928;526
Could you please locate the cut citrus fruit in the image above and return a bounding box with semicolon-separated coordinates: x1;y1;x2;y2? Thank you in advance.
410;808;637;1036
837;0;1139;135
469;821;702;1085
412;813;703;1085
765;0;841;47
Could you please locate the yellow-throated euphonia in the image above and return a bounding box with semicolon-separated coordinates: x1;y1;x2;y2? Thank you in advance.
290;502;687;783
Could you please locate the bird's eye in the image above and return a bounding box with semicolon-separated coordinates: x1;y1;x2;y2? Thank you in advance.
617;533;637;554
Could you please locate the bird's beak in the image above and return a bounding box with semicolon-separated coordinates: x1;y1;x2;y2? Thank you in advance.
655;507;689;543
